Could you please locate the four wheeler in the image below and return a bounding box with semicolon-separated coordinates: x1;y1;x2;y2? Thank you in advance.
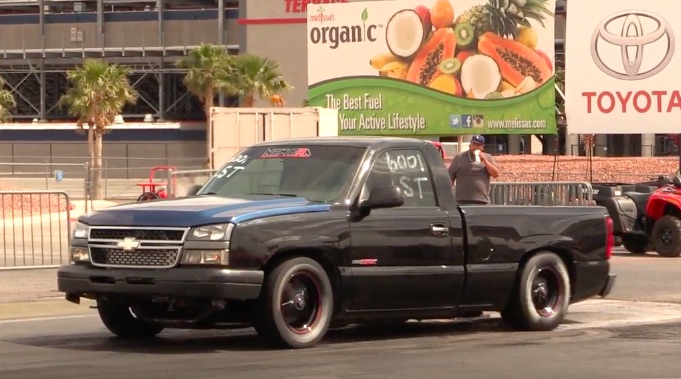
136;166;177;202
593;175;681;257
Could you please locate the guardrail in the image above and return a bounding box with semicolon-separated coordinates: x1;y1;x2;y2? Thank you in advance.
490;182;594;206
0;190;72;270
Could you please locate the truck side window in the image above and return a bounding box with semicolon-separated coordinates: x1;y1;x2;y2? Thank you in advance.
363;149;437;208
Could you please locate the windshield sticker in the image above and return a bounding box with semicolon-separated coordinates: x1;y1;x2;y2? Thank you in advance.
261;148;311;158
385;152;429;199
214;165;245;179
228;154;250;165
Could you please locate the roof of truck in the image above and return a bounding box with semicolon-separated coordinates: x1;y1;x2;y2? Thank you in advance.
251;136;432;148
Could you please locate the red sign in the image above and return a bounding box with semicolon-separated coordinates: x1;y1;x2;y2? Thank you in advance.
284;0;348;13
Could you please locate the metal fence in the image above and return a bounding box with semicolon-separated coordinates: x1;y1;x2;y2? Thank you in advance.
168;169;216;198
0;190;72;269
0;159;205;200
490;182;594;206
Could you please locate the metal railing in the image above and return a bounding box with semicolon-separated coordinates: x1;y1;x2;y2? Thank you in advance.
490;182;594;206
0;190;72;270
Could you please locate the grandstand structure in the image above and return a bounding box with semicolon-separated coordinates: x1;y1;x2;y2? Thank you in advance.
0;0;239;121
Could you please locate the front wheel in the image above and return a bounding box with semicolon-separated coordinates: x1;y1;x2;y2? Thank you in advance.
501;252;570;332
652;215;681;257
252;257;333;349
97;301;164;339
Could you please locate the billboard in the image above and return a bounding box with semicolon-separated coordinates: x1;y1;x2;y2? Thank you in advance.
565;0;678;134
306;0;557;136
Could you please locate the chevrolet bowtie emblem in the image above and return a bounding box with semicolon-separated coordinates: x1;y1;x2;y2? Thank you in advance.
117;237;140;251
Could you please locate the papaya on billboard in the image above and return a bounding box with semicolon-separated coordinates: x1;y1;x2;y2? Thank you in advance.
306;0;557;135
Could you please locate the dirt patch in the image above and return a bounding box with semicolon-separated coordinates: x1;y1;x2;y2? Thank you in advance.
0;182;70;219
444;155;679;183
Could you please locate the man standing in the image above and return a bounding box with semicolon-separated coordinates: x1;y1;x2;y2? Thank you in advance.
448;135;500;205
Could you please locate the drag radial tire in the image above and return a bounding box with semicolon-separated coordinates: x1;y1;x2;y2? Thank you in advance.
252;257;333;349
651;215;681;257
97;301;164;339
501;252;570;332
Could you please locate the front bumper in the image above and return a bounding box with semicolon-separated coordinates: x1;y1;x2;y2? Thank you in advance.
57;264;263;300
599;273;617;298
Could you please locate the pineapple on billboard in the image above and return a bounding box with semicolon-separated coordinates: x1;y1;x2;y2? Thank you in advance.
307;0;557;136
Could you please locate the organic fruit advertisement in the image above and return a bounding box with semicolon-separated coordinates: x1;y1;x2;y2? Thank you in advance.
307;0;557;136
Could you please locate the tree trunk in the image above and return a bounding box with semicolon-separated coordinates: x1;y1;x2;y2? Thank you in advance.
93;131;104;200
87;125;95;199
243;93;255;107
203;91;215;169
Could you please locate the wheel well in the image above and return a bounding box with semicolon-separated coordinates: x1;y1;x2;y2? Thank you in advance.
663;204;681;218
516;247;576;298
263;248;343;315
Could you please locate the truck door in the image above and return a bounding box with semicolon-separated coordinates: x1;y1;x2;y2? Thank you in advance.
347;148;464;311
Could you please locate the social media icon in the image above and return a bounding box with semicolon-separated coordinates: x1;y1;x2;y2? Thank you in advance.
449;114;462;128
473;114;484;128
462;114;473;128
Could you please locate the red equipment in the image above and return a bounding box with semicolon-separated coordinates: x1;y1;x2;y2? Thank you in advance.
136;166;177;202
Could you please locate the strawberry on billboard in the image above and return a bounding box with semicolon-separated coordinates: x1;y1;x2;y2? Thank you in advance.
565;0;680;134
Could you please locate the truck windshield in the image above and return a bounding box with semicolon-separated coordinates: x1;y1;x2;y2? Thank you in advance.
198;145;367;202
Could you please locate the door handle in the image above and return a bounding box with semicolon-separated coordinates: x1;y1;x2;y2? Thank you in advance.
431;224;449;236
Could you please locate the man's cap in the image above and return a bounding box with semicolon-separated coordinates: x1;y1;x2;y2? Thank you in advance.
470;135;485;145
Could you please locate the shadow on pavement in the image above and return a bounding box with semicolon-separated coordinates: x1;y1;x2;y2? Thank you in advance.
5;317;515;354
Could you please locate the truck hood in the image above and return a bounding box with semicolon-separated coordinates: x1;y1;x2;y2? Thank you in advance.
79;196;332;227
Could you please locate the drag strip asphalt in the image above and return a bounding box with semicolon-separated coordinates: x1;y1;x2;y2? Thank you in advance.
1;307;681;379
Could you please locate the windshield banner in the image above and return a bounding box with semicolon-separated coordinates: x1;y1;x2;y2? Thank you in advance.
306;0;557;136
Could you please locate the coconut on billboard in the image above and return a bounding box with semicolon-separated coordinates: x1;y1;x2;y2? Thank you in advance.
565;0;679;134
306;0;557;136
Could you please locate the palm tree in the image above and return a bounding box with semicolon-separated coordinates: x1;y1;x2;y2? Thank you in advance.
0;76;16;121
228;54;292;107
176;43;234;121
58;59;138;199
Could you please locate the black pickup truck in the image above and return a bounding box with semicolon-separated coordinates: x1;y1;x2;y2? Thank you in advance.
58;137;616;349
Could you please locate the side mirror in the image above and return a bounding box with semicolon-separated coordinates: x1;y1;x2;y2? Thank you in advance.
673;176;681;188
361;185;405;210
186;184;203;196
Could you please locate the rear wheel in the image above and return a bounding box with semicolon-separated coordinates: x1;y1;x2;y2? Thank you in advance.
622;236;650;254
652;215;681;257
97;301;164;339
501;252;570;331
252;257;333;349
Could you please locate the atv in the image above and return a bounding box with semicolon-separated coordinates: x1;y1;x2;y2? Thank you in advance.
593;175;681;257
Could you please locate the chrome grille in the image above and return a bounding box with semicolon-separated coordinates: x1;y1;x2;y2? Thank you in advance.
91;248;179;267
87;226;188;268
89;228;185;241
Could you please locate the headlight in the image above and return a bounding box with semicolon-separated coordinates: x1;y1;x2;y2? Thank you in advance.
72;222;89;239
181;250;229;265
70;247;89;263
188;223;234;241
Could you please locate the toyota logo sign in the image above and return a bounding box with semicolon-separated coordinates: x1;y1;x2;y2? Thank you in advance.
590;10;675;81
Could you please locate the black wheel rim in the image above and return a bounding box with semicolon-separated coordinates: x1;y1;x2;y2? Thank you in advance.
280;272;322;335
531;267;564;318
661;228;674;246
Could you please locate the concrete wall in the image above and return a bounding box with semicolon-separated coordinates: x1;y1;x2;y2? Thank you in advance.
0;141;205;179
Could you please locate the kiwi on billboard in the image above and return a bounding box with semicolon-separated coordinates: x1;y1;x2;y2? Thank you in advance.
306;0;557;136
